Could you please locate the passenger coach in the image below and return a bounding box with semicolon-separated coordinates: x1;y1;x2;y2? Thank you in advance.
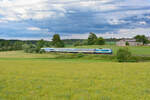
41;48;113;54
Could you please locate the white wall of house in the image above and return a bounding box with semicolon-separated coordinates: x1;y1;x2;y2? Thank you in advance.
129;42;143;46
116;39;143;46
148;37;150;41
116;40;126;46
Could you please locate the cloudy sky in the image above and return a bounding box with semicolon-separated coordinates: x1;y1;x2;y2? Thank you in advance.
0;0;150;40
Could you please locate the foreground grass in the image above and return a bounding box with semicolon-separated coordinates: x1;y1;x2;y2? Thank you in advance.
0;51;150;100
0;60;150;100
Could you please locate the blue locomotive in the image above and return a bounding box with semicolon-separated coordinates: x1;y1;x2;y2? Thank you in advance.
41;48;113;54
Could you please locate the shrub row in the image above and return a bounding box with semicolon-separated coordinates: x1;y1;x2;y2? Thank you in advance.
53;48;150;62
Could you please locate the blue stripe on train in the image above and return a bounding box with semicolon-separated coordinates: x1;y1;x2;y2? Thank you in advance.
41;48;113;54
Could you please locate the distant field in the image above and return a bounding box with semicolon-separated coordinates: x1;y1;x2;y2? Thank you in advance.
105;41;116;45
73;45;150;56
40;44;150;56
0;51;55;59
0;60;150;100
1;45;150;60
0;51;115;62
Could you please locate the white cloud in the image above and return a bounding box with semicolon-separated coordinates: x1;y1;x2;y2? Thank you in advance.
94;28;150;39
0;0;66;22
27;27;41;31
68;0;118;12
108;19;127;25
0;0;121;22
118;28;150;36
146;16;150;19
0;0;150;40
62;28;150;39
139;21;147;25
26;27;49;35
0;0;150;22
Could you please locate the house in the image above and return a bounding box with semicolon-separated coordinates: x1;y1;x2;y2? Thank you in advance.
148;37;150;41
116;39;143;46
147;44;150;46
147;37;150;46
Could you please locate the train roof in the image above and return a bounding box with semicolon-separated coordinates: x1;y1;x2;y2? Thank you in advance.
41;48;112;50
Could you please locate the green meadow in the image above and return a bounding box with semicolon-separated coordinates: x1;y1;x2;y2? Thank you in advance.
0;50;150;100
73;45;150;56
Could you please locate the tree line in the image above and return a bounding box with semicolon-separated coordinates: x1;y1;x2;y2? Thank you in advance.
0;33;149;53
74;32;105;46
0;32;105;53
23;33;105;53
0;40;23;51
134;35;149;45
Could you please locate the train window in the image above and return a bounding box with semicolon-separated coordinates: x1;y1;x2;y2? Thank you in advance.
101;50;109;51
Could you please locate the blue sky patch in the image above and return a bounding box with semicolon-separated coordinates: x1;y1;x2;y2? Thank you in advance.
0;0;150;40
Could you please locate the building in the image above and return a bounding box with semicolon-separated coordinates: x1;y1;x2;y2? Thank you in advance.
116;39;143;46
147;37;150;46
148;37;150;41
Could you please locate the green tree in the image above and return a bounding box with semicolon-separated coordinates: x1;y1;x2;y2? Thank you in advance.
134;35;149;44
116;48;132;62
126;41;129;46
52;34;64;47
87;32;97;45
74;41;83;47
3;41;10;47
23;44;36;53
13;41;23;50
35;39;46;53
95;37;105;45
82;40;88;45
74;41;80;47
37;39;45;48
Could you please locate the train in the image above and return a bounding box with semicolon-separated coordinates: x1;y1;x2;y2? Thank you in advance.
41;48;113;54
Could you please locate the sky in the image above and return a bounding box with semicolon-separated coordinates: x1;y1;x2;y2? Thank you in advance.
0;0;150;40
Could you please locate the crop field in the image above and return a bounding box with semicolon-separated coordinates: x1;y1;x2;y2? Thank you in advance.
0;51;150;100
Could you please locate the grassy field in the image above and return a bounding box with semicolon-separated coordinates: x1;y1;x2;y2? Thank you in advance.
0;51;115;62
0;51;150;100
72;45;150;56
0;51;55;58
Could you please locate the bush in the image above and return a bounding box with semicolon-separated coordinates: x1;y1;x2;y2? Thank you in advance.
116;48;132;62
132;56;150;62
126;42;129;46
95;37;105;45
23;44;37;53
55;41;65;47
39;49;46;54
74;41;83;47
76;53;84;58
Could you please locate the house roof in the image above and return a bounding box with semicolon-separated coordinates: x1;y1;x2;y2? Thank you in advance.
118;39;136;42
